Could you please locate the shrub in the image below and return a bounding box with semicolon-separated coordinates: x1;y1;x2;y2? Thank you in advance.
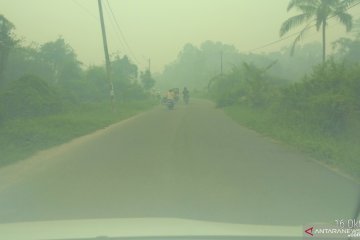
0;75;63;122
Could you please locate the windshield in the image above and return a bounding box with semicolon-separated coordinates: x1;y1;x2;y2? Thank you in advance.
0;0;359;239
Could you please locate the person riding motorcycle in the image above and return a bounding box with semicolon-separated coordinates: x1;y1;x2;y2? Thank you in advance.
165;89;175;110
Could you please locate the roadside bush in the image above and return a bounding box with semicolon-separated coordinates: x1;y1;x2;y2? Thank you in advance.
209;62;284;108
214;60;360;179
276;60;360;136
0;75;63;121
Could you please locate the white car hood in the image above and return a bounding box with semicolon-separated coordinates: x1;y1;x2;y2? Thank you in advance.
0;218;303;240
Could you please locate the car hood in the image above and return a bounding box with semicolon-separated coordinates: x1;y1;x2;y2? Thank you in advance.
0;218;302;240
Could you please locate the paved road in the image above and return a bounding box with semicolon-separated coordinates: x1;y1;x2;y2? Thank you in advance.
0;100;358;225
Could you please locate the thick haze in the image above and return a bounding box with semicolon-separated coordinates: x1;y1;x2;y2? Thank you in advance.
1;0;359;72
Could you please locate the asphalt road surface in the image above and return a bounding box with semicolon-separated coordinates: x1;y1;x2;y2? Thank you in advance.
0;99;358;225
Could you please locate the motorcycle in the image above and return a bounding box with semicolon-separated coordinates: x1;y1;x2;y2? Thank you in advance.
162;96;175;110
166;99;175;110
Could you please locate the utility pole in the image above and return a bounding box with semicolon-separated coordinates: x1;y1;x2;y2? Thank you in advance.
98;0;115;112
148;57;151;73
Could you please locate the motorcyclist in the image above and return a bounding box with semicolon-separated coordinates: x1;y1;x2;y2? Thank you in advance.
165;89;175;110
166;90;175;101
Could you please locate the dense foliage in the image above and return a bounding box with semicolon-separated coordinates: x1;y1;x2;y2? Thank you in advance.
0;75;63;121
208;59;360;178
157;41;322;91
0;15;154;125
280;0;355;62
0;15;17;85
204;9;360;178
0;15;158;166
208;61;285;108
209;58;360;134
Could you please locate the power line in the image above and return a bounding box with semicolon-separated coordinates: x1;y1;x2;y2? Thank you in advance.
248;31;301;52
106;0;141;66
104;0;141;66
102;2;128;54
71;0;127;52
71;0;144;68
249;1;360;53
71;0;97;20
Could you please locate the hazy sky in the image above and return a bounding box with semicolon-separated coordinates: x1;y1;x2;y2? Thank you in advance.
1;0;359;72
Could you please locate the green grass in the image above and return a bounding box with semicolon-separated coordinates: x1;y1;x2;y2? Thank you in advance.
224;104;360;181
0;100;156;167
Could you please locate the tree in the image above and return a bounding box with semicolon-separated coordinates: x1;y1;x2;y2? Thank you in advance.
333;36;360;63
351;17;360;37
110;54;142;101
0;15;17;85
111;55;138;84
280;0;356;62
39;37;82;84
159;41;240;91
208;62;281;108
140;70;155;90
3;44;54;85
83;65;108;101
0;75;63;121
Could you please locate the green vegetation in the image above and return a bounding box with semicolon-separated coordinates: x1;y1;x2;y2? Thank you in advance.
0;15;157;167
1;3;360;180
209;60;360;180
0;75;63;120
157;41;323;92
155;1;360;180
0;100;155;167
0;68;156;168
280;0;354;61
0;14;18;84
140;70;156;91
0;71;156;167
203;0;360;181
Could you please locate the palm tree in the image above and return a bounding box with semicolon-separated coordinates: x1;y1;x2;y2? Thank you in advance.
280;0;357;62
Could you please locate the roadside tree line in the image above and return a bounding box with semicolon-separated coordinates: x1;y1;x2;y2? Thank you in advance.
0;15;156;123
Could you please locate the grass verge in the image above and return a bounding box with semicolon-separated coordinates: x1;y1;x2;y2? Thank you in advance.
224;104;360;181
0;100;156;167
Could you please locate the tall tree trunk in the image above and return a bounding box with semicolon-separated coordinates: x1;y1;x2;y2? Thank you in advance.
322;20;326;63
